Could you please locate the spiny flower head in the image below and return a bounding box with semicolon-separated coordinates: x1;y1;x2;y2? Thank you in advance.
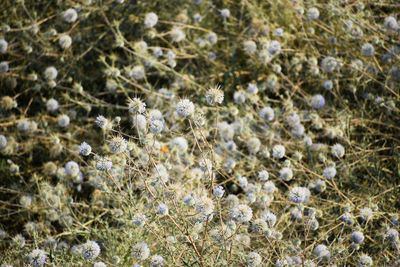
131;241;150;260
82;240;101;261
27;249;46;267
128;98;146;114
176;99;195;117
289;186;311;204
205;86;224;106
109;136;127;154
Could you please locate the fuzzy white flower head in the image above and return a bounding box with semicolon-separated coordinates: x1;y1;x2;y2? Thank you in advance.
205;32;218;45
109;136;127;154
247;83;258;94
44;66;58;80
57;114;70;128
132;241;150;260
321;56;339;73
243;40;257;55
213;185;225;198
229;204;253;223
131;65;145;80
307;7;320;20
171;137;188;152
322;166;336;179
268;40;281;55
259;107;275;121
176;99;195;117
384;16;399;31
27;249;46;267
46;98;59;112
62;8;78;23
280;167;293;181
93;262;107;267
79;142;92;156
0;39;8;53
59;35;72;49
97;157;112;171
128;98;146;114
157;203;169;215
359;254;373;267
361;43;375;57
82;241;100;261
289;186;310;204
170;28;185;42
272;144;285;159
258;170;269;182
331;143;345;158
144;12;158;28
150;255;164;267
65;161;79;177
246;252;262;266
220;9;230;18
133;213;146;226
196;196;214;216
149;119;164;133
205;86;224;105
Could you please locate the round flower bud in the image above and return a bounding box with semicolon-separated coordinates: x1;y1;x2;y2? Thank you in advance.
220;9;230;18
149;119;164;133
97;157;112;171
243;40;257;55
246;252;262;266
196;196;214;216
280;167;293;181
65;161;79;177
157;203;169;215
289;186;311;204
144;12;158;28
272;145;285;159
81;241;100;261
213;185;225;198
351;231;364;244
322;166;336;179
59;35;72;49
44;66;58;80
46;98;59;112
306;7;320;20
331;144;345;158
205;86;224;105
229;204;253;223
62;8;78;23
0;39;8;53
361;43;375;57
128;98;146;114
150;255;164;267
79;142;92;156
311;94;325;109
358;254;373;267
132;242;150;260
259;107;275;121
27;249;46;267
109;136;127;154
176;99;195;117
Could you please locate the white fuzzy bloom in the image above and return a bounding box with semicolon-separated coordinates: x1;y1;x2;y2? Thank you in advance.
246;252;262;266
0;39;8;53
79;142;92;156
157;203;168;215
307;8;320;20
259;107;274;121
272;145;285;159
176;99;195;117
59;35;72;49
279;167;293;181
229;204;253;223
62;8;78;23
322;166;336;179
170;28;185;42
267;40;281;55
144;13;158;28
247;83;258;94
65;161;80;177
171;137;188;152
27;249;46;267
196;196;214;216
46;98;59;112
243;40;257;55
258;170;269;181
57;114;70;128
44;66;58;80
131;65;145;80
220;9;230;18
331;144;345;158
205;86;224;105
82;241;101;261
109;136;127;154
289;186;310;204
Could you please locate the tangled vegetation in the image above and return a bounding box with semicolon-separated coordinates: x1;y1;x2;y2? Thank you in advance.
0;0;400;266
